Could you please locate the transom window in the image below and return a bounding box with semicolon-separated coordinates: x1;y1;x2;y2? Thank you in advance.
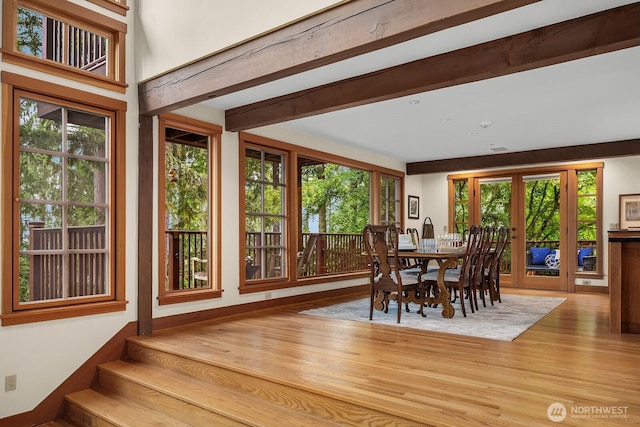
2;0;127;92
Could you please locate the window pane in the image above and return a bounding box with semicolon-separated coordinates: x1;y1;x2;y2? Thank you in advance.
19;205;63;250
19;98;62;151
264;185;283;215
245;182;262;213
245;149;262;181
245;215;262;234
299;157;370;278
18;7;108;76
19;152;62;201
263;153;284;184
67;110;108;156
68;158;106;203
68;206;106;228
577;196;596;221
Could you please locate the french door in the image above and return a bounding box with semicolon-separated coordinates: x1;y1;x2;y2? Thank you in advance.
477;172;567;290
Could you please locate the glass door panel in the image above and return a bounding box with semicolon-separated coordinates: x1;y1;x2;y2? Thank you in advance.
479;178;512;275
520;173;566;290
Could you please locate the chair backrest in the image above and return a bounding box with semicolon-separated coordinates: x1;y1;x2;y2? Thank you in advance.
457;225;483;284
362;224;402;291
489;226;509;273
406;227;420;245
297;233;318;276
472;225;495;285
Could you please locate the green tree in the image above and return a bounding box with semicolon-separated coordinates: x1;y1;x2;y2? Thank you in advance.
301;162;369;234
165;142;208;231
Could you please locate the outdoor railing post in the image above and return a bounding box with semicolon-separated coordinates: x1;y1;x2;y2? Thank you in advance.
28;221;45;301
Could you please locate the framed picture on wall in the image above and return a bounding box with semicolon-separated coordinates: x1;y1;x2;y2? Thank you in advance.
619;194;640;230
408;195;420;219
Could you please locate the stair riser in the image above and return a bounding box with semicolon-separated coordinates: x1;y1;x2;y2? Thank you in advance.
65;401;117;427
126;340;418;427
97;369;242;426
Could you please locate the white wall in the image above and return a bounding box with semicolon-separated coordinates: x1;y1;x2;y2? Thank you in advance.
135;0;345;82
0;1;138;418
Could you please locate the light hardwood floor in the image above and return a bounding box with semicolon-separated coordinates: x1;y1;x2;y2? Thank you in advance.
129;288;640;426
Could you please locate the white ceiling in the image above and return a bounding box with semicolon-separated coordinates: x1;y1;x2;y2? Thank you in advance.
205;0;640;164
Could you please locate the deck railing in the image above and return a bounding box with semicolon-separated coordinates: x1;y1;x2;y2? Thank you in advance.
43;17;107;75
28;222;106;301
164;230;207;290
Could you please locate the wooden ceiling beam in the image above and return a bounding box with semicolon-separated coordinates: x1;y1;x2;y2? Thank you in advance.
138;0;539;116
225;3;640;132
406;139;640;175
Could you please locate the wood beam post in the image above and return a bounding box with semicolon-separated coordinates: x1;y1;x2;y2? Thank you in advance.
138;0;539;116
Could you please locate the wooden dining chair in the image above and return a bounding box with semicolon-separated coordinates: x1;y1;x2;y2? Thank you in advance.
362;224;423;323
483;226;509;304
421;225;482;317
471;226;495;310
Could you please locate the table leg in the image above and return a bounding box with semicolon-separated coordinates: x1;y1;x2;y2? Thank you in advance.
424;258;456;318
488;276;499;302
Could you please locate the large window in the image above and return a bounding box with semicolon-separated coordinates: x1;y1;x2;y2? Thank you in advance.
244;146;287;282
298;156;370;278
239;133;403;291
2;0;127;92
158;114;221;305
575;168;601;276
1;72;126;325
380;175;400;228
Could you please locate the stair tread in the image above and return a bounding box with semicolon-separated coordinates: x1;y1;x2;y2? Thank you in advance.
126;342;414;427
66;388;192;426
36;421;76;427
99;359;341;427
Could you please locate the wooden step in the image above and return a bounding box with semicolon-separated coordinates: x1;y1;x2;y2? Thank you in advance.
98;359;343;427
64;388;191;427
36;420;76;427
126;338;417;426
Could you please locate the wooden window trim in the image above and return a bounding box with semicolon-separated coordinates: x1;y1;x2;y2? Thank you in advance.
1;72;127;326
240;141;291;288
238;132;401;294
157;114;222;306
1;0;127;93
86;0;129;16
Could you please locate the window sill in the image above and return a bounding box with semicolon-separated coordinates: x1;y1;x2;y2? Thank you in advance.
158;289;222;306
1;51;127;93
1;300;128;326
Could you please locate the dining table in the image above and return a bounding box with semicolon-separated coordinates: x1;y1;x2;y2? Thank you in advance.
367;247;465;318
394;249;465;318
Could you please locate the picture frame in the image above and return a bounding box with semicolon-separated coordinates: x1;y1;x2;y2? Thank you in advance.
619;194;640;230
408;195;420;219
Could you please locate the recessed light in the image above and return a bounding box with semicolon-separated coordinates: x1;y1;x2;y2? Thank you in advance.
408;99;421;105
480;120;492;128
466;132;475;136
490;146;508;152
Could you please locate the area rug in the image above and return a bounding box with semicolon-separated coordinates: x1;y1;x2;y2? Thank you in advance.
299;293;566;341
